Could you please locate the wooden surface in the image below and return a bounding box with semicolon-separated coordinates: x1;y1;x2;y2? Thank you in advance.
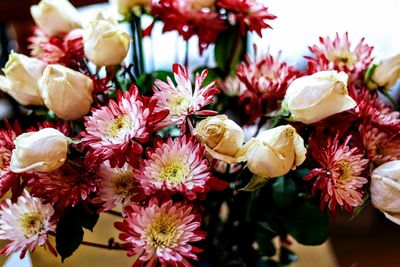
0;211;338;267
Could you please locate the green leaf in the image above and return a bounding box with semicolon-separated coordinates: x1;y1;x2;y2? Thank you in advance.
256;232;276;257
279;247;298;265
240;175;268;192
75;203;99;231
56;210;84;262
136;70;174;95
272;176;297;209
284;202;329;245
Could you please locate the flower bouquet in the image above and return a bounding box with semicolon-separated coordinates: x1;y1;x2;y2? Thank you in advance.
0;0;400;266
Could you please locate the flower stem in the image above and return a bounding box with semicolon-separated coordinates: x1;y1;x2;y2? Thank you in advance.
380;88;398;109
134;15;145;75
81;240;125;250
184;41;189;69
106;210;123;217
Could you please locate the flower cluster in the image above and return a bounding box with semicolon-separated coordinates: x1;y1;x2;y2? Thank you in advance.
1;0;400;266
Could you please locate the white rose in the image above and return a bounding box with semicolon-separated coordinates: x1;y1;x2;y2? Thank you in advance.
30;0;81;36
283;71;356;124
10;128;69;173
237;125;306;179
0;52;46;106
83;11;131;66
370;160;400;225
194;115;244;163
39;64;94;120
188;0;216;9
367;54;400;90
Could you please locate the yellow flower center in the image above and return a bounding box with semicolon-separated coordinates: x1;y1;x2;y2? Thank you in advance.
159;161;190;184
330;50;356;68
0;148;10;172
169;95;191;116
21;213;44;238
337;160;353;183
146;215;178;248
114;174;133;198
109;116;130;138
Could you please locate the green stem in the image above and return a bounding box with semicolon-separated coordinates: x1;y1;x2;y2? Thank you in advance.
380;88;398;109
135;15;145;75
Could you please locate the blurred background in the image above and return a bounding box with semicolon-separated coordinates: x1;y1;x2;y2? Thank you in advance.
0;0;400;266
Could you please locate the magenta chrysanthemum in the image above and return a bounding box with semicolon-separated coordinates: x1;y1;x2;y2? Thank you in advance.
305;135;369;214
0;121;27;200
352;87;400;133
29;162;97;211
93;161;142;212
136;135;211;200
81;86;168;168
28;28;84;69
236;51;299;124
0;190;56;258
360;126;400;165
115;199;206;267
153;64;219;130
151;0;227;53
306;32;374;85
216;0;276;37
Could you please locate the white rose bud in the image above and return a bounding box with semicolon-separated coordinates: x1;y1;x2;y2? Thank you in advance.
10;128;70;173
39;64;94;120
194;115;244;164
367;54;400;90
283;71;356;124
0;52;46;106
370;160;400;225
83;11;131;66
237;125;306;179
31;0;81;37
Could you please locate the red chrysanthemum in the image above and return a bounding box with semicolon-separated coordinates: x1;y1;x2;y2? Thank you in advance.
306;32;374;85
115;199;206;267
0;121;28;200
28;28;84;69
360;125;400;165
351;87;400;133
305;135;369;214
216;0;276;37
29;161;97;211
153;64;219;130
81;86;168;169
236;51;299;124
136;135;212;200
151;0;228;53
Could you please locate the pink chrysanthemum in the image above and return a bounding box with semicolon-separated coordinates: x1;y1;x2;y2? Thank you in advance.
216;0;276;37
151;0;228;53
351;87;400;133
0;121;28;200
115;199;206;267
0;190;56;258
306;32;373;85
305;135;369;214
136;135;211;200
218;75;246;97
81;86;168;168
28;28;84;69
360;125;400;165
153;64;219;130
29;162;97;211
93;161;142;212
236;51;299;124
